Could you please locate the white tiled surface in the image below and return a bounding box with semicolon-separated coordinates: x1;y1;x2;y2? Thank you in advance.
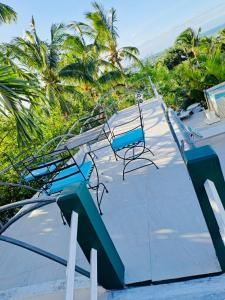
0;99;221;295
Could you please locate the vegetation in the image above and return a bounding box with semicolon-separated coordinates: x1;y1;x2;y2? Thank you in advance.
0;2;16;24
0;1;144;216
1;1;225;215
143;27;225;109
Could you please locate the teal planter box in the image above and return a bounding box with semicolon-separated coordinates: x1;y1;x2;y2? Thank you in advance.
57;182;125;290
184;145;225;270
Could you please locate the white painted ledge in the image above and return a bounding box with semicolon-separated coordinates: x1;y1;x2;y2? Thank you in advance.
204;179;225;243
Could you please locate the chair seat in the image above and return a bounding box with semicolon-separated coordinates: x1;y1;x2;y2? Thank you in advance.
112;127;144;151
24;164;57;182
48;161;93;194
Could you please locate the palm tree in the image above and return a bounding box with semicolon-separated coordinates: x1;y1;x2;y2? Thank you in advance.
0;55;45;143
6;17;80;114
215;28;225;52
198;36;214;55
0;2;16;24
82;2;142;74
204;49;225;83
175;27;201;61
59;25;123;101
0;4;45;143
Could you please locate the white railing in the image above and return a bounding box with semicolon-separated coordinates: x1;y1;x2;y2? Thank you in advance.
90;248;98;300
204;179;225;243
65;211;98;300
65;211;78;300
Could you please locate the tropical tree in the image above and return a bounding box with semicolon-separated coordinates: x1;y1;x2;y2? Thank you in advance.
0;4;45;143
0;2;16;24
0;54;45;143
59;22;123;102
175;27;201;60
6;17;80;114
203;49;225;83
216;29;225;52
161;47;189;70
81;2;142;74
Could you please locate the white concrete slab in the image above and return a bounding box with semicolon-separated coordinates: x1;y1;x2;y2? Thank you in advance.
0;99;221;296
92;100;221;283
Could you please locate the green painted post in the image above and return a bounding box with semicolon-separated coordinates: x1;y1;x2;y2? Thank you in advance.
184;145;225;270
57;182;125;290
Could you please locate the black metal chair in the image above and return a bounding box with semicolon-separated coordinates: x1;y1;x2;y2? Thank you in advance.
54;105;110;157
104;101;158;180
22;147;108;215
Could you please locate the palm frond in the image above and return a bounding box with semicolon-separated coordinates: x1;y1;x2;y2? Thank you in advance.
59;61;96;85
0;3;17;24
0;63;45;143
63;35;86;56
119;46;140;55
108;7;118;39
30;16;41;47
48;23;67;69
118;48;142;66
98;70;123;86
68;21;95;42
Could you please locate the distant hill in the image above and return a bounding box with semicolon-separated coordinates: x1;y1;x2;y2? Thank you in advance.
202;23;225;37
139;6;225;59
144;23;225;62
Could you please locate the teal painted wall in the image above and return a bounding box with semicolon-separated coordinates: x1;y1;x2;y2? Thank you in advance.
57;182;125;290
184;145;225;270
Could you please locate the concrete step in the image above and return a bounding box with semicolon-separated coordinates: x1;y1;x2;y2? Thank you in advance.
108;274;225;300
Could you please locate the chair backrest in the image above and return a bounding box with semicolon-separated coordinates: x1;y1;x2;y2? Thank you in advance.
103;101;144;154
0;152;36;183
55;105;110;151
136;99;144;126
79;110;107;133
22;147;76;183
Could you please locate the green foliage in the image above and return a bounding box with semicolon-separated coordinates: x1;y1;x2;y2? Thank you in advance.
145;27;225;110
1;3;225;219
0;2;145;212
0;58;45;144
161;48;190;70
0;2;16;24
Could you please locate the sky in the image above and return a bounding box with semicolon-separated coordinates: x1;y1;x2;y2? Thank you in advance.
1;0;225;57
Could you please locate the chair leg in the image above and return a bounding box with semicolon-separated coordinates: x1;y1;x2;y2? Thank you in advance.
92;151;98;159
95;186;103;216
88;150;108;214
114;152;118;161
88;143;98;159
123;159;135;180
90;182;108;215
123;157;158;180
99;182;109;194
144;146;154;156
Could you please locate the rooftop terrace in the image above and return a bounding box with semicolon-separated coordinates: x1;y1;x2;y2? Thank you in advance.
0;98;222;299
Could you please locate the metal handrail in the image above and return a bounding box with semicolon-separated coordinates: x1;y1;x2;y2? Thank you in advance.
169;109;196;150
0;235;90;278
0;197;90;279
154;85;195;152
0;197;56;213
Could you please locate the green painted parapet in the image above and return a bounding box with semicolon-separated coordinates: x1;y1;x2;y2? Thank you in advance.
57;182;125;290
184;145;225;270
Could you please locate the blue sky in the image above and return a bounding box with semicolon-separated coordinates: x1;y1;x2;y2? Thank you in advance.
1;0;225;56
